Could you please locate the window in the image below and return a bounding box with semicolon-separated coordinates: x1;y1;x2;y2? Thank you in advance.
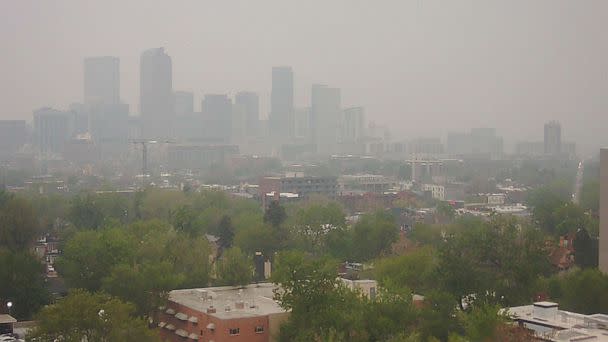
255;326;264;334
229;328;240;336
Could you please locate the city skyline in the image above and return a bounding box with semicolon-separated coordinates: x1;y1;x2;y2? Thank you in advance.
2;1;608;154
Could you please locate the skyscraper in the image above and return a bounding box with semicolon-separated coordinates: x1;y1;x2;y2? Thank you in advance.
342;107;365;143
311;84;341;153
600;148;608;273
173;91;194;116
84;56;119;105
33;108;71;157
235;91;260;135
544;121;562;155
270;67;294;142
202;94;232;143
140;48;173;139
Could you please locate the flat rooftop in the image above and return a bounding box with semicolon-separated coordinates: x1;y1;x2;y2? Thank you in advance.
506;304;608;342
168;283;286;320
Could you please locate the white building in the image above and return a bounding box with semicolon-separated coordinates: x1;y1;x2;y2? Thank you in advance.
504;302;608;341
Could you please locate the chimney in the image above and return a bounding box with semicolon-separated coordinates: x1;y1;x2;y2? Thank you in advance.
206;306;216;314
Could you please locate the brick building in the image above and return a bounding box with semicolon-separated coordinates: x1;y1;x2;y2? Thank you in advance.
158;283;288;342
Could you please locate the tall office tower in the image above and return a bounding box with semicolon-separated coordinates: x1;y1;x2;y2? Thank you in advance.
311;84;341;153
140;48;173;139
235;91;260;135
173;91;194;116
33;108;72;156
544;121;562;155
270;67;294;142
0;120;26;155
470;128;503;159
601;148;608;273
342;107;365;142
294;107;311;139
84;56;119;105
202;94;232;143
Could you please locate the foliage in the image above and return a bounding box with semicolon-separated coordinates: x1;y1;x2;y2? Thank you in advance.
573;228;598;269
288;201;346;255
216;247;252;287
217;215;235;251
0;196;40;251
350;211;399;261
580;181;599;213
0;249;50;320
28;289;159;342
546;269;608;314
264;200;287;229
374;246;438;294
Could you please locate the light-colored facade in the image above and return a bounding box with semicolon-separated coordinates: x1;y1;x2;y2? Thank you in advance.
422;183;445;201
311;84;341;153
270;67;294;143
84;56;119;106
505;302;608;341
600;148;608;273
544;121;562;155
140;48;173;139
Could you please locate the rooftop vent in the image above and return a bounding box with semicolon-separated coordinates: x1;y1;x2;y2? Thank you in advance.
206;306;216;314
235;300;245;310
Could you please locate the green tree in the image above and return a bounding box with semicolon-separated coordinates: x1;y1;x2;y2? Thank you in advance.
289;201;346;255
272;251;367;341
580;181;599;213
0;196;40;251
102;261;183;317
171;205;200;237
0;249;49;319
374;246;438;294
573;228;599;269
68;193;105;230
527;187;568;234
234;222;278;257
458;303;507;342
216;247;252;287
554;202;590;236
351;211;398;261
217;215;235;251
549;269;608;314
264;200;287;229
56;228;135;291
28;289;159;342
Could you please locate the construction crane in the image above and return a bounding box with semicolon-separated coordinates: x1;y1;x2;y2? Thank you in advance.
130;139;173;179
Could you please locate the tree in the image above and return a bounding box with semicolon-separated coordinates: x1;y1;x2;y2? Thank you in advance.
374;246;438;294
264;200;287;229
527;187;568;234
573;228;598;269
56;228;135;291
217;215;235;251
216;247;252;287
28;289;159;342
436;201;456;223
68;193;105;230
0;249;49;320
554;202;590;236
350;211;399;261
548;269;608;314
289;201;346;255
102;261;184;317
458;303;507;342
171;205;200;237
0;196;40;251
234;222;278;258
580;181;599;213
272;251;367;341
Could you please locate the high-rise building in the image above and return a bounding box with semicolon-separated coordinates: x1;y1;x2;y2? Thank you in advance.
235;91;259;135
84;56;119;105
140;48;173;139
294;107;311;139
342;107;365;143
544;121;562;155
202;94;232;143
311;84;341;153
173;91;194;116
270;67;294;142
600;148;608;273
33;108;72;156
0;120;26;155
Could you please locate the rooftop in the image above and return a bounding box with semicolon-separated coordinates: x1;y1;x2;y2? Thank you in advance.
505;303;608;342
168;283;286;320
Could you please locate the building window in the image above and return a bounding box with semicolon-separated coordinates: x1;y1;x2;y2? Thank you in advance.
229;328;240;336
255;326;264;334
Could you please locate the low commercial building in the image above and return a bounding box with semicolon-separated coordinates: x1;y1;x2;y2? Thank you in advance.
504;302;608;341
259;174;338;207
422;184;445;201
339;174;395;193
159;283;288;342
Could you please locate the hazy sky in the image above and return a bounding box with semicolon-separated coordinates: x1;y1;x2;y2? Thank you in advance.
1;1;607;153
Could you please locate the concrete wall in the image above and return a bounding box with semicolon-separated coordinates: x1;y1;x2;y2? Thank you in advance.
600;148;608;273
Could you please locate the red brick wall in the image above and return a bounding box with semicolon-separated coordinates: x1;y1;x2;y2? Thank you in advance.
159;300;271;342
